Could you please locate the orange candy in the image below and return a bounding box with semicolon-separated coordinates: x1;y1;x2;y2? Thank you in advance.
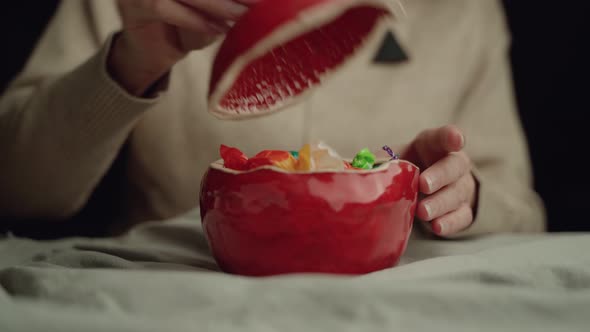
250;150;297;171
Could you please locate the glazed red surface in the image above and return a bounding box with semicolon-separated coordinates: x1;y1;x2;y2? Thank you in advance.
200;161;419;276
210;0;389;114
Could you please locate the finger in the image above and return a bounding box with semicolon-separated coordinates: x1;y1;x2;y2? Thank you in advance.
235;0;260;4
150;0;231;34
419;152;471;194
413;125;465;166
416;173;475;221
431;203;474;236
177;0;249;20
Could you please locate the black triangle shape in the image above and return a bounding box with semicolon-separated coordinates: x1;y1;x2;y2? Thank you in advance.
373;30;409;64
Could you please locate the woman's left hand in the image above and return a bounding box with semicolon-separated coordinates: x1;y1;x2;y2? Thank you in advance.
401;125;478;236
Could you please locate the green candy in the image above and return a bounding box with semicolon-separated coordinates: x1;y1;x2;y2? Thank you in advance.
351;148;376;170
289;150;299;159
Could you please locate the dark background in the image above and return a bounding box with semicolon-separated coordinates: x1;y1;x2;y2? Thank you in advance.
1;1;588;233
503;1;588;231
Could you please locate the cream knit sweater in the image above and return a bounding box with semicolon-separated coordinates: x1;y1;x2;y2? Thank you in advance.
0;0;545;236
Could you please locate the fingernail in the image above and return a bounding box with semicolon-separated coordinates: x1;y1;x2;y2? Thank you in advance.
460;134;466;148
425;177;434;192
229;3;248;18
423;203;433;219
437;222;446;235
207;21;230;34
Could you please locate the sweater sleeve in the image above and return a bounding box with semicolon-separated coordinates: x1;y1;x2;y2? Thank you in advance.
0;3;160;221
449;0;546;237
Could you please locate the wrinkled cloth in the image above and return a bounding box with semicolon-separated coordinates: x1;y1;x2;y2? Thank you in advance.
1;210;588;332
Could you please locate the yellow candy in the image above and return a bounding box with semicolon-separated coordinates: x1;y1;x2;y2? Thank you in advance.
296;144;314;171
295;142;345;171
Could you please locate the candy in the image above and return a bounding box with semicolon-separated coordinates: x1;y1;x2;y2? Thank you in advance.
276;155;298;171
295;142;346;171
220;145;249;170
382;145;399;160
221;146;298;171
351;148;376;170
311;142;346;171
221;143;390;172
296;144;313;171
245;156;275;169
251;150;297;171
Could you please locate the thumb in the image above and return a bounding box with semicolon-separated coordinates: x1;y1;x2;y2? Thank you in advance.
405;125;465;168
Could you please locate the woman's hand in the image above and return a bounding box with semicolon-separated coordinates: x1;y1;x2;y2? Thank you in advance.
109;0;257;95
402;125;478;236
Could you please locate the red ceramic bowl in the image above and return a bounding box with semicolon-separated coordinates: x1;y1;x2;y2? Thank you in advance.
199;160;420;276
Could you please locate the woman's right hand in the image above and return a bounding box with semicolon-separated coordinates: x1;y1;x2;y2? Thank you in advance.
109;0;257;96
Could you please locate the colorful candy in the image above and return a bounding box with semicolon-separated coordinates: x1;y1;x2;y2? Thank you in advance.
296;144;313;171
220;145;249;170
351;148;376;170
382;145;399;160
251;150;297;171
220;144;394;172
293;142;346;171
310;142;346;171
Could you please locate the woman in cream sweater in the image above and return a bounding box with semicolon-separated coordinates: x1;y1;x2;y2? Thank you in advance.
0;0;545;237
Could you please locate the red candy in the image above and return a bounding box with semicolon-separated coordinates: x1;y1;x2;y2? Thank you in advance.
220;146;293;171
248;150;296;170
220;145;249;170
253;150;292;160
246;157;275;169
247;151;282;169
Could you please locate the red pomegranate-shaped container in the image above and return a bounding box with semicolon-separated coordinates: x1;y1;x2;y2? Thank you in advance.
200;160;419;276
201;0;413;276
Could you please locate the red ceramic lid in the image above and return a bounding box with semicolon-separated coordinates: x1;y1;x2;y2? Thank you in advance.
208;0;393;119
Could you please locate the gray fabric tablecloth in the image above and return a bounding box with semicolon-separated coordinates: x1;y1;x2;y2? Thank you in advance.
1;210;589;332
